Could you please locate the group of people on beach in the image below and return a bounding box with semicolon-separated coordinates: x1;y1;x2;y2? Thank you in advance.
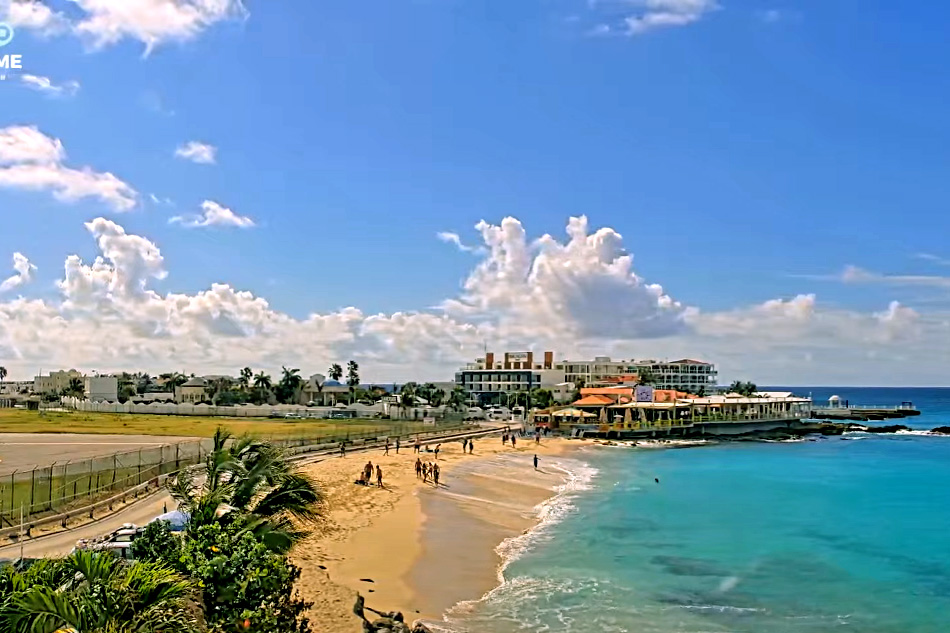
501;432;518;448
357;460;384;488
415;457;441;486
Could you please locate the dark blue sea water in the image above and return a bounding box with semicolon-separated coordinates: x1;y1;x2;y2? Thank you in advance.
439;388;950;633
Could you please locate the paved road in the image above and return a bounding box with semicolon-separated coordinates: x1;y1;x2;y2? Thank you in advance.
0;434;200;475
0;424;506;559
0;492;174;559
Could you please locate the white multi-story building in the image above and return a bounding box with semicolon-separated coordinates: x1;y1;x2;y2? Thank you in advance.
0;380;34;396
634;359;718;392
455;351;569;406
84;376;119;402
33;370;85;395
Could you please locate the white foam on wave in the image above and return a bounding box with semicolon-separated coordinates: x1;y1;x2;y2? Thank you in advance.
435;456;599;628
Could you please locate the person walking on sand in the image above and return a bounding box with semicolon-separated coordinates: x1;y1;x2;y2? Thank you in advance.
534;454;539;470
435;444;441;460
364;461;373;483
385;440;390;456
376;464;384;488
340;442;346;458
502;433;507;446
422;463;429;483
415;458;422;479
511;435;517;449
433;463;441;487
396;438;400;454
468;439;475;454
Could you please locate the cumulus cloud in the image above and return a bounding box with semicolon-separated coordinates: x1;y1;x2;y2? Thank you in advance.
0;253;37;293
20;74;81;97
9;0;248;53
7;1;70;34
443;215;688;340
0;125;137;211
624;0;720;34
174;141;217;165
169;200;255;229
0;215;940;385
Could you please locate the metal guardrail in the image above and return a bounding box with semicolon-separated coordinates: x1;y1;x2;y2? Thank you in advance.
0;423;495;547
811;404;917;411
0;422;469;529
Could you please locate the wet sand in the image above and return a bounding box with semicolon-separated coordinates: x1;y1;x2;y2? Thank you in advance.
293;435;574;633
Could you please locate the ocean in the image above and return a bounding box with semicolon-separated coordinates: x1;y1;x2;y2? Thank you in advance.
437;387;950;633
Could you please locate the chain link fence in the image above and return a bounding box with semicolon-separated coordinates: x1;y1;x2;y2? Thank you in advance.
0;420;470;527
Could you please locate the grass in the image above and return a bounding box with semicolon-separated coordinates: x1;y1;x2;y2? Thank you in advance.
0;408;420;439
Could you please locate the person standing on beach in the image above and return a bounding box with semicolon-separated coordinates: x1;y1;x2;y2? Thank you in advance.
414;439;421;454
415;458;422;479
502;433;507;446
511;435;517;448
340;442;346;458
423;463;430;483
364;461;374;483
385;440;390;456
435;444;441;460
396;438;400;454
376;464;384;488
534;454;539;470
433;463;441;487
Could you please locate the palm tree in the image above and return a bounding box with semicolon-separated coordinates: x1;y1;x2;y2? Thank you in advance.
0;549;198;633
345;361;360;404
448;386;468;412
277;366;303;404
0;366;7;393
636;368;658;386
253;372;272;392
169;428;321;553
400;383;416;418
328;363;343;384
239;366;253;390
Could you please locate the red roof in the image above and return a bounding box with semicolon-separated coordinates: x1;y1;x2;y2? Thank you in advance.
669;359;711;365
573;395;615;406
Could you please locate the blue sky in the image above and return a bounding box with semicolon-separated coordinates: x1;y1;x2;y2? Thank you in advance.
1;0;949;385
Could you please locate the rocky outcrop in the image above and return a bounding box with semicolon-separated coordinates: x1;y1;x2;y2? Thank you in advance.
931;426;950;435
354;594;431;633
861;424;910;434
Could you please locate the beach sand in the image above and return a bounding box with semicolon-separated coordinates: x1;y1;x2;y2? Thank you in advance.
293;434;575;633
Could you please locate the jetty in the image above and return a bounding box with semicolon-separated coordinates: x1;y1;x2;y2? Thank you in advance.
808;395;920;422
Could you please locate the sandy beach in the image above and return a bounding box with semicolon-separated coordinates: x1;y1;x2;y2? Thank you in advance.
293;434;576;633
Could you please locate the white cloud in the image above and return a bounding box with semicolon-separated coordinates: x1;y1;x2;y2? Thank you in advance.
0;253;37;293
915;253;950;267
174;141;217;165
169;200;255;229
436;231;482;254
0;215;943;385
8;0;248;53
20;74;81;97
7;1;70;34
0;126;137;211
624;0;720;34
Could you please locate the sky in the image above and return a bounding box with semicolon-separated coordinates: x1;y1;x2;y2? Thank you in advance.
1;0;949;386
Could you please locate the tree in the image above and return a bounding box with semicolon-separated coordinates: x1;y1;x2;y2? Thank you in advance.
530;388;554;409
448;386;468;412
63;377;85;399
429;388;446;407
400;383;416;418
328;363;343;384
239;367;253;390
275;367;303;404
0;549;199;633
133;520;311;633
570;378;586;403
636;368;658;386
0;366;7;392
168;428;321;553
346;361;360;404
728;381;758;397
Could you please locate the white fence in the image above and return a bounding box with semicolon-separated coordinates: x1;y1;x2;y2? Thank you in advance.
59;396;458;420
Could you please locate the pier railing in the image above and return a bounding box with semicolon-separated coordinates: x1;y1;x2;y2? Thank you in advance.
811;404;917;411
615;411;809;431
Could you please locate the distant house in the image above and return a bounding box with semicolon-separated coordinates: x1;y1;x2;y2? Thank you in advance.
176;377;209;404
84;376;118;403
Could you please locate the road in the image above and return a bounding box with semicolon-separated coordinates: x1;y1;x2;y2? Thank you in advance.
0;424;507;559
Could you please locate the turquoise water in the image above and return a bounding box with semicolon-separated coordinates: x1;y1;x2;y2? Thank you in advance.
439;388;950;633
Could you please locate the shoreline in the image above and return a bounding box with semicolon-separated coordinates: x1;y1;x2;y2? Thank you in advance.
292;436;581;633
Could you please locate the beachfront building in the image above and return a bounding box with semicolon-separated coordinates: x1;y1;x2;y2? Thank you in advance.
0;380;34;396
33;369;85;395
455;351;569;407
534;392;812;438
84;376;118;402
555;357;718;392
636;359;718;392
